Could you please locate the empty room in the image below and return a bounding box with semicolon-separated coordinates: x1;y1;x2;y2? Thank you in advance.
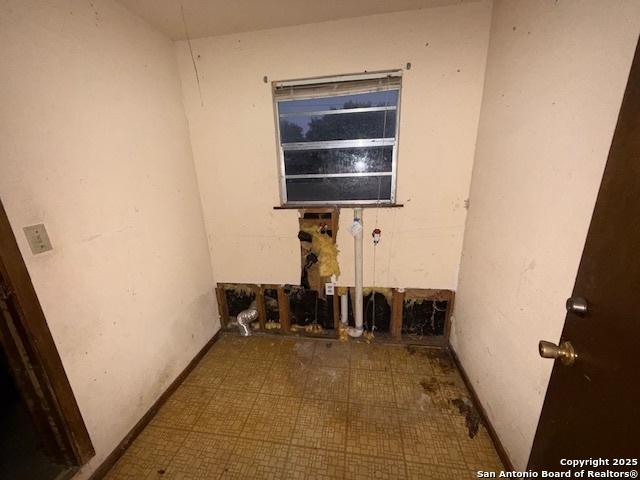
1;0;639;479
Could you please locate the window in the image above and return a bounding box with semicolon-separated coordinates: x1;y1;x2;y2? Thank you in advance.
273;72;401;205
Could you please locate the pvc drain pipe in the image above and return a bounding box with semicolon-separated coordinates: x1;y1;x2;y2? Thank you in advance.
349;208;364;338
340;293;348;325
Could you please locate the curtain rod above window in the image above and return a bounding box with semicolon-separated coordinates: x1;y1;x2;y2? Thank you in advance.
273;70;402;89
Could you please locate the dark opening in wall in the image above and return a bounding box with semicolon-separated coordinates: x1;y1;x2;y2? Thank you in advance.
402;299;448;336
215;283;452;339
346;291;391;333
263;288;279;322
345;292;354;327
224;285;255;317
288;287;335;330
301;211;335;238
363;292;391;333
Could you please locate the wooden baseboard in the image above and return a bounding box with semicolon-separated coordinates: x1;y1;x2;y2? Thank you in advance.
88;329;222;480
449;345;514;472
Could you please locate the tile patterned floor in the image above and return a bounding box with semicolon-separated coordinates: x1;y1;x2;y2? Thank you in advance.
105;334;503;480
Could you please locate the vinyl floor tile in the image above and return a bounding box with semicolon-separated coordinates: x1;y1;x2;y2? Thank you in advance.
106;335;503;480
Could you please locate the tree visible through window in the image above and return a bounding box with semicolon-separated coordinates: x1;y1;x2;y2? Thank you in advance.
273;74;401;205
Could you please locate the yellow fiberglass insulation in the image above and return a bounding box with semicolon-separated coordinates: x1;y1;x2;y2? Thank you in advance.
300;226;341;278
336;286;349;296
362;287;394;304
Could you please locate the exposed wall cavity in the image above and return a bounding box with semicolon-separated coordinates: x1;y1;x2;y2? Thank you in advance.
402;299;448;336
217;283;453;340
298;210;340;285
345;291;391;333
224;285;256;317
263;288;280;326
287;286;335;331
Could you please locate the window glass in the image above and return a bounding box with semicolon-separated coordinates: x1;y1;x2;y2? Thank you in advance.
285;176;392;202
279;111;396;143
274;79;400;204
284;147;393;176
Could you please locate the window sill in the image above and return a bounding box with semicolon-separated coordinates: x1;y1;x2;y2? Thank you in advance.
273;203;404;210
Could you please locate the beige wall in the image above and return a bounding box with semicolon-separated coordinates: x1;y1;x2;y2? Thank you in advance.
0;0;218;477
451;0;640;469
175;2;492;290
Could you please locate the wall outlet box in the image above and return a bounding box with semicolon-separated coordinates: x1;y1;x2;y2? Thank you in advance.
325;283;335;296
23;224;53;255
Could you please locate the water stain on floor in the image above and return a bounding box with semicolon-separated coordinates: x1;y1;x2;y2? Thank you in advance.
451;397;482;438
105;334;503;479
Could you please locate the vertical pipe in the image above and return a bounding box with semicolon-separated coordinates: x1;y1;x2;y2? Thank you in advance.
350;208;364;337
340;293;348;325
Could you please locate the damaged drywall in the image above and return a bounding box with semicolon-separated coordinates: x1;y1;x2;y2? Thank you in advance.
217;282;453;340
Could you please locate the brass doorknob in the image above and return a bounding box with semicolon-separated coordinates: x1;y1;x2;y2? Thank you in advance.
538;340;577;366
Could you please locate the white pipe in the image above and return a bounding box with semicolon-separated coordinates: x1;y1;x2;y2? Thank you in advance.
340;293;348;325
349;208;364;338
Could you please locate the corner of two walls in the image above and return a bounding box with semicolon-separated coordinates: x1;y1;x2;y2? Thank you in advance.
0;0;220;478
174;1;493;293
451;0;640;469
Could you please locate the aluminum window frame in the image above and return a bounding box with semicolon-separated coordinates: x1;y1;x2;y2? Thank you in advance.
273;75;402;206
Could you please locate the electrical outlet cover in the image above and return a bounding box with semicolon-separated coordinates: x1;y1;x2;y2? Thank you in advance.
325;283;335;296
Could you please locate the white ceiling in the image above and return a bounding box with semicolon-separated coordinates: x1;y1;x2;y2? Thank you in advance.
116;0;474;40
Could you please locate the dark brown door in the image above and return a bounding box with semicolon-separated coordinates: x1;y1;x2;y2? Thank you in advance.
528;37;640;469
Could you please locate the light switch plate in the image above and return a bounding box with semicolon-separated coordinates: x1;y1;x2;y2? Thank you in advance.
23;224;53;255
